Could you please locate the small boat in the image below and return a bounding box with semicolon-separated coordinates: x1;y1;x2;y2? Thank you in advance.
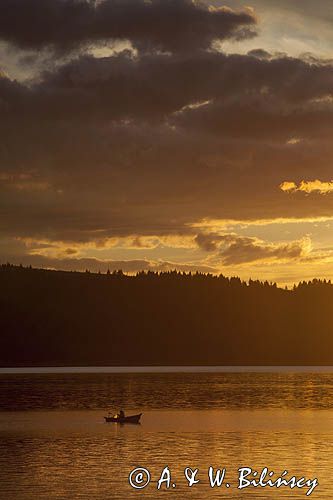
104;413;142;424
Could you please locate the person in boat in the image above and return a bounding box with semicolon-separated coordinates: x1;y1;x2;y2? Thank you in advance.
111;409;125;419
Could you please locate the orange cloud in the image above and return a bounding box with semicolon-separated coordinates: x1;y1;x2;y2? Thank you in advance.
190;215;333;231
280;181;297;192
280;180;333;194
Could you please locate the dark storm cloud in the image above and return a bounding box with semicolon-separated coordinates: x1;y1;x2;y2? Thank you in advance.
0;0;256;53
1;50;333;127
174;95;333;141
0;2;333;253
1;99;333;243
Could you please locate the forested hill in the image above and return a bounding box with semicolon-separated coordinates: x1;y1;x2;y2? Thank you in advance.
1;264;333;367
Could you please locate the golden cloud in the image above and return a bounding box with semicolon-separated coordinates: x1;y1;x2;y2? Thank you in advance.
17;234;197;259
280;179;333;194
280;181;298;192
190;215;333;232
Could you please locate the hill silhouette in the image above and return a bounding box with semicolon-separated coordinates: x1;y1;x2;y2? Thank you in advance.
0;263;332;366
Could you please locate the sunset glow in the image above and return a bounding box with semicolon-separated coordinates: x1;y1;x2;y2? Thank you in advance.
1;0;333;285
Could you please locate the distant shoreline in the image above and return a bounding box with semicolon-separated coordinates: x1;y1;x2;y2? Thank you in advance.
1;366;333;374
2;265;333;367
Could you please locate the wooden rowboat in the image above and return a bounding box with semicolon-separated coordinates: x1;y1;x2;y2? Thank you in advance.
104;413;142;424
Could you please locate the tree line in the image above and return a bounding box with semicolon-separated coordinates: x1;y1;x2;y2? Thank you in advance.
0;263;332;366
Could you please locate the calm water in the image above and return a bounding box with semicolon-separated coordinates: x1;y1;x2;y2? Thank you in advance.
0;372;332;499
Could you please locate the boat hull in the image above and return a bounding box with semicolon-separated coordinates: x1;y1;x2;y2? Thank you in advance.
104;413;142;424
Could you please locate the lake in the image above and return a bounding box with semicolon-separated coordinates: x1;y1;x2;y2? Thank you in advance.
0;370;332;499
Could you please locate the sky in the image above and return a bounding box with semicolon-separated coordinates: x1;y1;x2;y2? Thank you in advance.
1;0;333;286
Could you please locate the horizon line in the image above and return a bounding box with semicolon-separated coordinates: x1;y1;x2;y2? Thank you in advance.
1;366;333;374
3;261;333;289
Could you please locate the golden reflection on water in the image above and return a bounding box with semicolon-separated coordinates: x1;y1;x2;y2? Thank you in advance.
0;409;332;499
1;372;333;499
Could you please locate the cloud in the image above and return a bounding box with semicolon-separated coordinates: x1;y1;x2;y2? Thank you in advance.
219;235;311;265
280;181;298;192
191;215;333;230
0;0;257;53
196;232;312;265
64;248;78;255
0;3;333;266
2;230;313;272
247;48;272;59
1;48;333;127
0;251;216;275
195;232;220;252
17;234;196;259
280;179;333;194
2;114;333;244
252;0;333;26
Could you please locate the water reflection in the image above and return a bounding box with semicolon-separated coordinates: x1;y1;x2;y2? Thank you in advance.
0;373;333;499
0;411;332;499
1;372;333;411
